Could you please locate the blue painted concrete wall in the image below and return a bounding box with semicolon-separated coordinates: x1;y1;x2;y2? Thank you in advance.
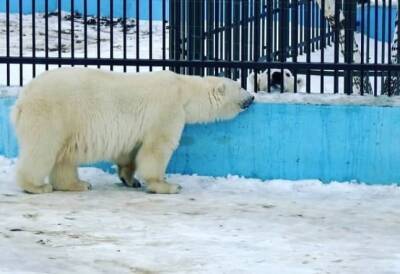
1;97;399;185
0;0;168;20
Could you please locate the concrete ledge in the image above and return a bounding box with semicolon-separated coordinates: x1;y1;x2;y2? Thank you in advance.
1;94;399;185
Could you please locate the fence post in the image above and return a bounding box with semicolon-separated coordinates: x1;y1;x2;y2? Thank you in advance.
207;0;215;76
279;0;289;62
253;0;261;91
169;0;182;73
291;0;299;93
233;0;240;80
266;0;273;93
187;0;203;75
343;0;356;94
383;8;400;95
224;0;232;78
241;0;249;88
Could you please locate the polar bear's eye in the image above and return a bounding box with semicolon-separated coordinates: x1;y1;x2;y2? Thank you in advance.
285;72;290;77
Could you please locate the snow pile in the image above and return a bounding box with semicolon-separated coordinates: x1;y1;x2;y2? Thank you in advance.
254;92;400;106
0;156;399;273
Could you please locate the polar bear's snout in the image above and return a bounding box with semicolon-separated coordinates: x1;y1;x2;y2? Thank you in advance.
240;94;255;109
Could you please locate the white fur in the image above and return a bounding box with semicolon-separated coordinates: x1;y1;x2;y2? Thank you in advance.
247;69;304;93
11;68;253;194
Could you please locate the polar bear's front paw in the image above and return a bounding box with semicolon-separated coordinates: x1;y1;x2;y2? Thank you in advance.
146;182;182;194
63;180;92;191
23;183;53;194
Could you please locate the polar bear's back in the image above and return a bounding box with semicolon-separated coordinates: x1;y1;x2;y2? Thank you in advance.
21;68;179;98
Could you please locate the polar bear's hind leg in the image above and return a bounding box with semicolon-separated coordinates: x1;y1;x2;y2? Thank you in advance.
16;136;59;194
116;143;142;188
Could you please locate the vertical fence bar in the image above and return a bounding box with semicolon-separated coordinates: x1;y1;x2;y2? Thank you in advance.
207;0;215;75
241;0;249;88
175;0;182;73
305;0;311;93
367;0;370;67
233;0;240;80
200;0;205;76
396;0;400;95
361;0;365;95
311;0;315;52
214;0;220;75
343;0;356;95
169;0;176;71
188;0;194;75
149;0;153;71
71;0;75;67
266;0;273;92
273;0;277;59
110;0;114;71
291;0;299;93
279;0;289;93
32;0;36;77
225;0;232;77
45;0;49;71
254;0;260;91
387;0;392;94
123;0;127;72
333;0;340;94
6;0;10;86
250;0;253;60
381;0;386;93
374;0;378;96
181;0;186;74
84;0;88;66
136;0;140;72
58;0;62;67
19;0;23;86
320;0;325;93
300;1;304;55
262;0;266;56
318;0;321;49
97;0;101;68
162;0;166;70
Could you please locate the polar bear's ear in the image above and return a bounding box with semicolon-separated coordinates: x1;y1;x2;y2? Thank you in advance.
214;82;226;96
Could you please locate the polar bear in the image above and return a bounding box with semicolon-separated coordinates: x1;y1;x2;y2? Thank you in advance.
11;68;254;194
247;69;304;93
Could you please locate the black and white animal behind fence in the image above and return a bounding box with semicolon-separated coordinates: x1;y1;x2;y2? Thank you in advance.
0;0;399;96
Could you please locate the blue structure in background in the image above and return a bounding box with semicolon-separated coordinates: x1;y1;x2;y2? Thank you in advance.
357;6;398;43
0;0;168;20
1;96;400;185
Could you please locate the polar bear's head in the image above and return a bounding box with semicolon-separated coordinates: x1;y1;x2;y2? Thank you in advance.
247;69;304;93
184;76;254;124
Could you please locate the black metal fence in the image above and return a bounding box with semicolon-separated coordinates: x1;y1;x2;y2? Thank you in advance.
0;0;399;95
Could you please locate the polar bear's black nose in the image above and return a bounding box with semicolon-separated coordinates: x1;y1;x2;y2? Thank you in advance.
241;96;255;109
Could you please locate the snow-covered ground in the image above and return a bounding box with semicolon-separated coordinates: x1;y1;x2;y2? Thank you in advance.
0;156;399;274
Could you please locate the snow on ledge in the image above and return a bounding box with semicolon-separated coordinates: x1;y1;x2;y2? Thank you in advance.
254;92;400;107
0;86;20;98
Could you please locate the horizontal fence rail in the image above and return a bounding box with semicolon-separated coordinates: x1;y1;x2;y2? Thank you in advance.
0;0;399;95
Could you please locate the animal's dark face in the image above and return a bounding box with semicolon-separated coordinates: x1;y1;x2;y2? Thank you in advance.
269;69;304;92
271;71;283;89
